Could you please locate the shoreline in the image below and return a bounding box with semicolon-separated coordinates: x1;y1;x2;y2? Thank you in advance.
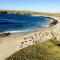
0;16;57;37
0;16;59;60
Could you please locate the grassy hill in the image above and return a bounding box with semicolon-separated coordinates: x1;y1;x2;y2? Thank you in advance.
5;39;60;60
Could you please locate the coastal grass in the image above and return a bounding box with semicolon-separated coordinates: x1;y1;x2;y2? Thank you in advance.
5;39;60;60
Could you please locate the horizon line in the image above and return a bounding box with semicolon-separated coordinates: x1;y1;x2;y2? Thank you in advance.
0;9;60;13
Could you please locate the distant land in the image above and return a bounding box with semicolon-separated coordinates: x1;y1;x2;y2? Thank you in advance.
0;10;60;17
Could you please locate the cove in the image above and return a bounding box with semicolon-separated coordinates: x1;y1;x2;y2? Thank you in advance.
0;14;50;33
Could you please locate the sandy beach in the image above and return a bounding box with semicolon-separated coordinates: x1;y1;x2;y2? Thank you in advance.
0;16;60;60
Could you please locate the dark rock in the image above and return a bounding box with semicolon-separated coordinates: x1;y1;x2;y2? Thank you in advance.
56;43;60;46
0;11;7;14
45;17;53;19
50;20;58;25
45;17;58;26
40;16;58;26
0;33;10;37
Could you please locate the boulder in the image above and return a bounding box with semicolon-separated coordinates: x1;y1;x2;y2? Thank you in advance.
0;33;10;37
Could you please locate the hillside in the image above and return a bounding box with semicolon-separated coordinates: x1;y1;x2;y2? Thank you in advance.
5;39;60;60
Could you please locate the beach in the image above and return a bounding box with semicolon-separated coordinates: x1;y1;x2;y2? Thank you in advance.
0;16;60;60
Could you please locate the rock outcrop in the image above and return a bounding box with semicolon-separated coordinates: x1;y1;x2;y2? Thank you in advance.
0;33;10;37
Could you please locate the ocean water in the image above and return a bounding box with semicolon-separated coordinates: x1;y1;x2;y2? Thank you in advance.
0;14;50;33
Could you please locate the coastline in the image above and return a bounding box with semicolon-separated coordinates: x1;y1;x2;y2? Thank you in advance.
0;16;56;37
0;16;60;60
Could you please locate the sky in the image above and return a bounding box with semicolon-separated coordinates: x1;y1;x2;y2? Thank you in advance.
0;0;60;13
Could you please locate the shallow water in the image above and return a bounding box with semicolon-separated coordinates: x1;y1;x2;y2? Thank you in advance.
0;14;50;33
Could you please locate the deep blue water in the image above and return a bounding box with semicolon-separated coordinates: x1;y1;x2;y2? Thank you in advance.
0;14;50;33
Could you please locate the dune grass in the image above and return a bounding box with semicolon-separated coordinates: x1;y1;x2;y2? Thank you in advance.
5;39;60;60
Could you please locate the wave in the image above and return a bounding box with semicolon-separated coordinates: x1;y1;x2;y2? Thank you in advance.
0;30;29;34
0;25;48;34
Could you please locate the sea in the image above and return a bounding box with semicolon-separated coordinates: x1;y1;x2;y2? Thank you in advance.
0;14;50;33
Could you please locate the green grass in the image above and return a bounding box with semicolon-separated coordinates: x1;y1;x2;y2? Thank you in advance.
5;39;60;60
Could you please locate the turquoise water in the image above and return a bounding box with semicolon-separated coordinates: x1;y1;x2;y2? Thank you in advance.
0;14;50;33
